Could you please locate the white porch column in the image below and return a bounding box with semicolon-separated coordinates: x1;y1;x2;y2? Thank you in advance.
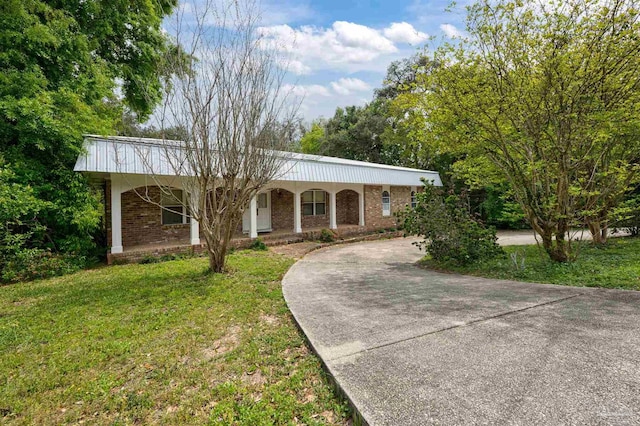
110;179;123;254
358;186;366;227
329;190;337;230
249;195;258;239
293;191;302;233
189;192;200;246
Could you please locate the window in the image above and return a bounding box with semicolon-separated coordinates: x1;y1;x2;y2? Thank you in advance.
302;190;326;216
161;189;189;225
411;191;417;208
257;193;268;209
382;190;391;216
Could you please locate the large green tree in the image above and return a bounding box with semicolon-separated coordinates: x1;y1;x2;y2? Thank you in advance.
424;0;640;262
0;0;177;263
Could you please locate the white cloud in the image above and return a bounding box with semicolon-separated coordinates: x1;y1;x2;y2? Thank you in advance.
330;78;371;95
258;22;397;65
282;83;331;98
440;23;464;38
383;22;428;45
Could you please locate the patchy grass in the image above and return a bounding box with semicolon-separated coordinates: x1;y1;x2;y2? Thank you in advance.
420;236;640;291
0;251;350;425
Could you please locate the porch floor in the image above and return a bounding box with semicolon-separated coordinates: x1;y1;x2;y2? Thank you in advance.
122;224;364;254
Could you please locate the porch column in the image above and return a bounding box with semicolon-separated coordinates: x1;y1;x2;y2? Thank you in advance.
358;188;365;227
329;191;337;230
110;179;123;254
249;195;258;239
293;191;302;233
189;192;200;245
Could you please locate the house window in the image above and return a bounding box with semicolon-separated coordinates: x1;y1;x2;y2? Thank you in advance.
302;190;326;216
161;189;189;225
382;190;391;216
411;191;417;208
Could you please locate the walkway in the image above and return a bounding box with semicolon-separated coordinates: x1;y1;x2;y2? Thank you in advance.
282;237;640;425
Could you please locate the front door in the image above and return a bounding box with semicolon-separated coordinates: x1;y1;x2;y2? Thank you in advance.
242;191;272;233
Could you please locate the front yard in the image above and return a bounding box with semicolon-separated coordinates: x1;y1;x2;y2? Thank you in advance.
0;251;350;425
421;236;640;291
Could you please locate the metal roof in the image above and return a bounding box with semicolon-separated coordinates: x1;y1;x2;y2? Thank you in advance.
74;135;442;187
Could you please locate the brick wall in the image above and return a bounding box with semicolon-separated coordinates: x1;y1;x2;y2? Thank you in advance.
121;186;190;248
271;189;294;232
337;190;359;225
363;185;411;228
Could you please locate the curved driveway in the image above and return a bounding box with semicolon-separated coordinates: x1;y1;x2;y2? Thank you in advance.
282;237;640;425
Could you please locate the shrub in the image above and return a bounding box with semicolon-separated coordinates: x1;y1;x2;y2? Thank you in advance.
612;193;640;236
250;237;267;251
1;249;83;283
319;229;335;243
398;182;504;265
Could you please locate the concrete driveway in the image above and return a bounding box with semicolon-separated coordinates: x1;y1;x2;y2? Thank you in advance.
282;237;640;425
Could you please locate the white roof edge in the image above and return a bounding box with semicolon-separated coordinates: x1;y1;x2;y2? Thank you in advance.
82;134;439;176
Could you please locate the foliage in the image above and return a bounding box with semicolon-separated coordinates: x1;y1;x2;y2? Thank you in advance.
422;0;640;261
319;229;336;243
612;192;640;236
400;183;503;265
474;185;527;229
0;251;351;424
300;121;325;154
421;237;640;291
0;0;178;263
250;237;268;251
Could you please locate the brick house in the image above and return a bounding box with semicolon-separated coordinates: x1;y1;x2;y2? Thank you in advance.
74;136;442;262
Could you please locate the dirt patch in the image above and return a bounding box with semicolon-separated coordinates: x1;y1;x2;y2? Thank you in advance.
270;242;320;259
241;369;266;386
202;325;241;360
259;313;280;326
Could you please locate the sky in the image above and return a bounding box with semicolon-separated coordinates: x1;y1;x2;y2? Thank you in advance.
164;0;470;123
256;0;468;121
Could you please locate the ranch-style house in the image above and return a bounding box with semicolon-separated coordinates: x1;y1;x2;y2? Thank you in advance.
74;135;442;263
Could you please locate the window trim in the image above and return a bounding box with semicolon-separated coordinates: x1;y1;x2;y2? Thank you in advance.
382;186;391;216
302;190;327;216
161;189;190;226
411;186;417;208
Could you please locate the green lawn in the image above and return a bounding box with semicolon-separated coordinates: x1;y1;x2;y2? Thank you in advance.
420;236;640;291
0;251;350;425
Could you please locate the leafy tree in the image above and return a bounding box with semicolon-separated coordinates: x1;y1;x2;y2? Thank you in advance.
300;121;325;154
423;0;640;262
0;0;178;265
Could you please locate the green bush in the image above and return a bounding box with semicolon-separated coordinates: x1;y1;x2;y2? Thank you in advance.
319;229;335;243
399;182;504;265
250;237;267;251
612;193;640;236
1;249;83;283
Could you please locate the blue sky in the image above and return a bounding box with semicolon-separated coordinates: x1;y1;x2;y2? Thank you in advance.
254;0;469;121
166;0;469;122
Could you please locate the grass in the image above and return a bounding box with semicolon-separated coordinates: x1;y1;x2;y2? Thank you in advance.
0;251;350;425
420;236;640;291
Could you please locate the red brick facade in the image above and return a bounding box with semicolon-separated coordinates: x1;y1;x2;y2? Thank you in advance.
106;183;414;252
363;185;411;229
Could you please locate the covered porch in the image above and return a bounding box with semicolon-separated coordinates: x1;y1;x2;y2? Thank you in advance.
107;174;367;255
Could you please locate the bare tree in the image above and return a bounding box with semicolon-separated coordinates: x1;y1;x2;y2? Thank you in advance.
122;0;298;273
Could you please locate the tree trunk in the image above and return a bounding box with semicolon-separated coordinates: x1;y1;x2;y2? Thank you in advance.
587;218;609;245
539;226;571;263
